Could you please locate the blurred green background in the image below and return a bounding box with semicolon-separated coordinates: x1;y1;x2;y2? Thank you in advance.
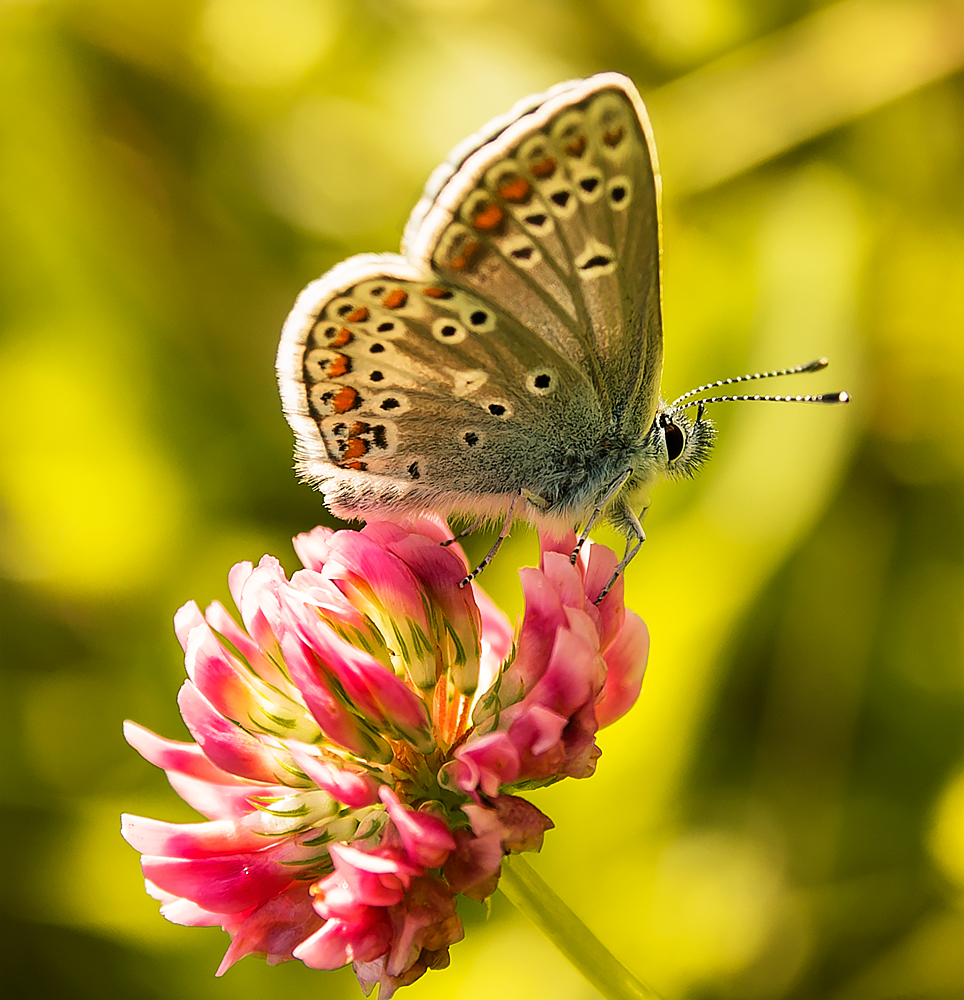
3;0;964;997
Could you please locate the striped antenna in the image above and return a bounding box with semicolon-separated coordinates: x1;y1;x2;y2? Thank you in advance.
680;390;849;407
670;358;833;409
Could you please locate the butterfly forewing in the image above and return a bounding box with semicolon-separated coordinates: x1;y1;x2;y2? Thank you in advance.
405;74;662;432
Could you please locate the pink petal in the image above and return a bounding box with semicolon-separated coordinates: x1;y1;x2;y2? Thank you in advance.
123;722;250;786
540;550;586;610
121;814;283;858
323;843;418;907
237;556;292;652
182;617;262;725
379;788;455;868
176;681;284;783
288;568;366;627
523;625;599;719
595;611;649;728
292;619;434;752
281;634;392;764
581;542;626;645
475;584;513;663
165;771;268;820
173;600;205;652
204;599;289;691
444;732;520;797
291;525;336;571
538;527;577;560
293;908;392;969
317;532;436;688
498;566;568;702
285;743;379;809
217;882;323;975
141;847;296;913
228;560;254;610
161;897;231;927
503;702;569;757
368;529;482;695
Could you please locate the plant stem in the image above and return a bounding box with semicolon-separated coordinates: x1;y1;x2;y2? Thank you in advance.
499;854;665;1000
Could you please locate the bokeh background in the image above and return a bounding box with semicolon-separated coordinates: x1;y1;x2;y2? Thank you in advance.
3;0;964;997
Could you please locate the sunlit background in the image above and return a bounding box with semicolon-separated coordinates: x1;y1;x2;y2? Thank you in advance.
3;0;964;997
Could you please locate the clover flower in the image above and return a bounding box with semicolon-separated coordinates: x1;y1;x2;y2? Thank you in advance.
122;519;648;997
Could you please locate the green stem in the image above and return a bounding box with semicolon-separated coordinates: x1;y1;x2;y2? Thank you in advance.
499;854;665;1000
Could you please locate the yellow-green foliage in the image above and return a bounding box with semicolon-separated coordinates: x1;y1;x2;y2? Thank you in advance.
4;2;964;998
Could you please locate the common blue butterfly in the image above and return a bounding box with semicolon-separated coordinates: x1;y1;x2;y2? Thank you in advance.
277;73;847;598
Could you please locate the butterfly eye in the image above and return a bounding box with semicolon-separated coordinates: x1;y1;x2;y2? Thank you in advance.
663;421;686;462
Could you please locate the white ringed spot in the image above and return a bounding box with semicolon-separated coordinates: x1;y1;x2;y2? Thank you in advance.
432;317;467;344
525;368;557;396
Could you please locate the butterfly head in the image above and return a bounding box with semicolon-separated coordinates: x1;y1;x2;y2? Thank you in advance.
649;357;850;483
652;403;716;480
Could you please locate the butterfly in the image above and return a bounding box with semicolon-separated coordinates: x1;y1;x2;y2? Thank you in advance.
277;72;847;600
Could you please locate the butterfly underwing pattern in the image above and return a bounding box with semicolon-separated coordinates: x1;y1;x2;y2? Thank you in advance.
277;73;719;591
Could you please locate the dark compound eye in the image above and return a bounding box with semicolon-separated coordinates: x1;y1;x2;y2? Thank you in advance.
663;421;686;462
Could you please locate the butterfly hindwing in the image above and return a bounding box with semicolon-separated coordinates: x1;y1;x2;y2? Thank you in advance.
278;255;605;520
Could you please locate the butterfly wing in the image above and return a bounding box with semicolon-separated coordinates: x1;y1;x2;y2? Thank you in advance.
277;73;661;525
404;73;663;434
278;255;606;523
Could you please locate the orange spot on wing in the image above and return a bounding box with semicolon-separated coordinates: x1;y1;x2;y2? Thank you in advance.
349;421;369;436
383;288;408;309
342;438;368;460
344;461;368;471
346;306;370;323
331;386;360;413
564;134;587;157
422;286;453;299
325;355;351;378
328;327;353;347
446;238;481;272
603;126;624;147
530;156;556;179
472;202;504;231
496;177;531;203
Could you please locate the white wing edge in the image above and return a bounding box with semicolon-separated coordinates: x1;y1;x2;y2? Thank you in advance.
402;72;661;264
275;251;427;475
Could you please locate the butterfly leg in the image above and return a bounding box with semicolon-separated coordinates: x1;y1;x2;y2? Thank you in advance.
458;494;520;588
440;517;486;547
570;469;633;565
593;501;646;605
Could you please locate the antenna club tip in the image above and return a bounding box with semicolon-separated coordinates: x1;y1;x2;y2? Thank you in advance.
804;358;830;372
819;391;850;404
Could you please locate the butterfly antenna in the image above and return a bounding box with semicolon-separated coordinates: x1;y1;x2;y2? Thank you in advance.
670;358;835;409
680;390;850;407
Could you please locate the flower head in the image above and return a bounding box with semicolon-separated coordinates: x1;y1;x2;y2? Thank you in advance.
123;519;648;997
